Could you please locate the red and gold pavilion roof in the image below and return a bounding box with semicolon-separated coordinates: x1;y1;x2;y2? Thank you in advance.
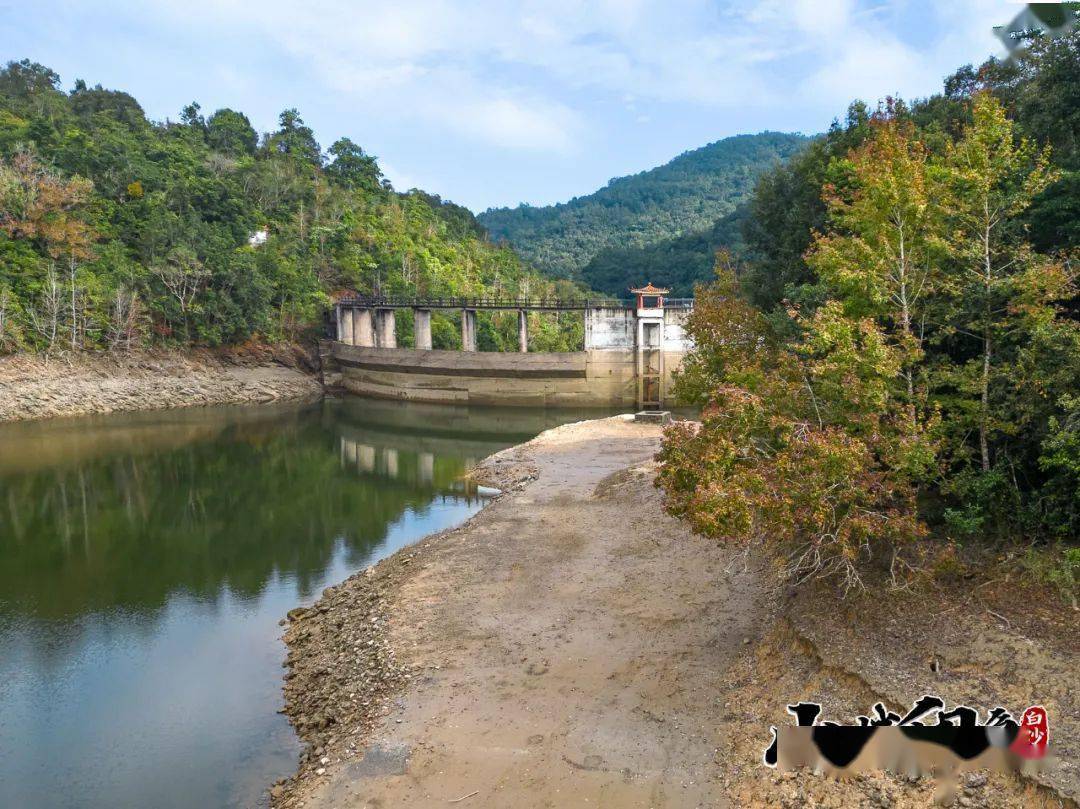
629;282;670;295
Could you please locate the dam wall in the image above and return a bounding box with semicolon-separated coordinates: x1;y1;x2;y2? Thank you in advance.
333;345;641;407
331;294;693;409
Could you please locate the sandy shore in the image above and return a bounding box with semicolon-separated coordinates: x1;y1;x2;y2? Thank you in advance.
0;345;323;422
276;416;1078;809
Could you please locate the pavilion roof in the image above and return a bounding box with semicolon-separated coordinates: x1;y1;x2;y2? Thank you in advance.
629;282;670;294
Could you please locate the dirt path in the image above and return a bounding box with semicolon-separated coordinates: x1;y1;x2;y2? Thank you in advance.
280;416;762;808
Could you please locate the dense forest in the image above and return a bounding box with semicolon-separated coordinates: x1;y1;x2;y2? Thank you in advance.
578;207;748;297
741;38;1080;315
658;28;1080;597
0;60;585;355
477;132;807;285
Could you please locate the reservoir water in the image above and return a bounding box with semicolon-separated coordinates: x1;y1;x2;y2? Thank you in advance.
0;398;609;808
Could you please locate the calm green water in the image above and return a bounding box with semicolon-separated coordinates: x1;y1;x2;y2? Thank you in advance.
0;398;608;808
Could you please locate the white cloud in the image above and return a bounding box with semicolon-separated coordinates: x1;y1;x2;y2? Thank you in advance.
377;160;419;193
452;96;580;153
734;0;1009;119
88;0;1008;154
784;0;1006;111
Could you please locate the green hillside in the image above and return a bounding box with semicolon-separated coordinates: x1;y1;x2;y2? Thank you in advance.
0;60;582;355
477;132;809;283
578;206;748;297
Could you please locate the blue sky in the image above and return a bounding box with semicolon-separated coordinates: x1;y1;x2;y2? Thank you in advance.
4;0;1016;212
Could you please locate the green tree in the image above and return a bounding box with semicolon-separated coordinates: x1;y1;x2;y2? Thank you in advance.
180;101;204;129
326;138;382;192
0;58;606;356
806;113;946;448
939;93;1056;474
268;108;321;164
206;108;257;156
742;103;873;312
661;63;1080;586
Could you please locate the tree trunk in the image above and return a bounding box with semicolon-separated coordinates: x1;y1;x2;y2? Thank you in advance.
0;288;7;348
70;255;78;350
896;225;916;431
979;220;993;474
980;334;991;473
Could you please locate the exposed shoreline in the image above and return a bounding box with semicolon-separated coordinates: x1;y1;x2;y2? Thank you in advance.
273;414;760;807
0;345;323;423
275;416;1078;809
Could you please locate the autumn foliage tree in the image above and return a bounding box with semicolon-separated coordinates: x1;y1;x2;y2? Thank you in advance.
658;260;924;594
0;148;95;353
659;93;1080;592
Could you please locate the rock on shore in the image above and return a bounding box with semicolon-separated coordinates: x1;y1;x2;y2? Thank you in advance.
0;345;323;422
277;558;420;801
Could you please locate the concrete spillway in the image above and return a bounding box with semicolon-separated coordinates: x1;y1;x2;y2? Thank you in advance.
330;296;692;408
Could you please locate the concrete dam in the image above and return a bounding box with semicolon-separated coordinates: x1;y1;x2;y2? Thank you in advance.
328;285;693;409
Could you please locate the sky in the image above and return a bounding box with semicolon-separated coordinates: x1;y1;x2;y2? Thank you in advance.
3;0;1019;213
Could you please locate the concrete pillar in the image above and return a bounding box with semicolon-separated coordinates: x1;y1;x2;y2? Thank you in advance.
461;309;477;352
358;444;375;473
375;309;397;348
335;305;344;343
517;309;528;353
419;452;434;485
385;448;399;479
354;308;374;347
340;305;354;345
414;308;432;350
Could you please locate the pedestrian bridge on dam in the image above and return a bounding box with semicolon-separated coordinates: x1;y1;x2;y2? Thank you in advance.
329;285;694;409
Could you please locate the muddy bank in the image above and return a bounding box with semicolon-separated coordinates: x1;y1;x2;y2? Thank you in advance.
0;344;323;422
277;416;1077;808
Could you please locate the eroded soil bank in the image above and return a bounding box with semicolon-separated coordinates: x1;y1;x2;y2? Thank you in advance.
277;416;1078;808
0;344;322;422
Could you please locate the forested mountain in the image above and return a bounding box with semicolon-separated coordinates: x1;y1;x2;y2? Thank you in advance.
578;206;748;297
477;132;808;284
0;60;583;355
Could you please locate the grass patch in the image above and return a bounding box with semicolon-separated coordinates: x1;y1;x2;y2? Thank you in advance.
1022;544;1080;606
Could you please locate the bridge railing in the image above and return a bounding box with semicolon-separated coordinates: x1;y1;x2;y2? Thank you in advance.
338;295;628;311
337;295;693;311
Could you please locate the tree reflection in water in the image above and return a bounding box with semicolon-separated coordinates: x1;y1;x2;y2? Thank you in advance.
0;398;610;809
